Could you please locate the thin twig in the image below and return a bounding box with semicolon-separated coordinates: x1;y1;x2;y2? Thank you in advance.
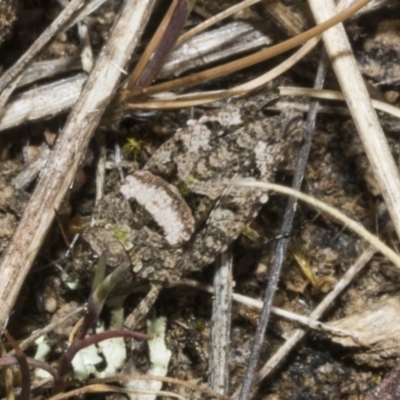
0;0;156;329
209;247;233;395
237;51;328;400
165;279;360;339
6;305;85;355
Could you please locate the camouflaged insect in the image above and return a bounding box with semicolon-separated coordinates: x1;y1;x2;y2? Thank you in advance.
84;94;303;282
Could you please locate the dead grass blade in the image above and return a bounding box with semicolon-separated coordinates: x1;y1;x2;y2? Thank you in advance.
232;180;400;269
128;38;319;109
123;0;193;94
280;86;400;120
134;0;372;98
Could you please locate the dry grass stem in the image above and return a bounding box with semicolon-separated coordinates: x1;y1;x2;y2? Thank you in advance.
0;0;156;329
137;0;372;97
308;0;400;241
267;100;351;116
176;0;264;45
168;279;359;339
280;86;400;119
233;180;400;269
129;38;319;109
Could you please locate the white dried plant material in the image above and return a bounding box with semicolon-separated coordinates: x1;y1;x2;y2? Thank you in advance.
330;296;400;367
78;21;94;73
120;171;195;246
96;300;127;378
71;343;103;381
126;317;171;400
0;74;86;132
96;335;126;377
12;145;51;190
17;57;82;88
159;21;273;78
147;317;171;376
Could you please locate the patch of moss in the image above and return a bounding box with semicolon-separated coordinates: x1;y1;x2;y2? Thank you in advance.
122;137;144;158
107;225;130;245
